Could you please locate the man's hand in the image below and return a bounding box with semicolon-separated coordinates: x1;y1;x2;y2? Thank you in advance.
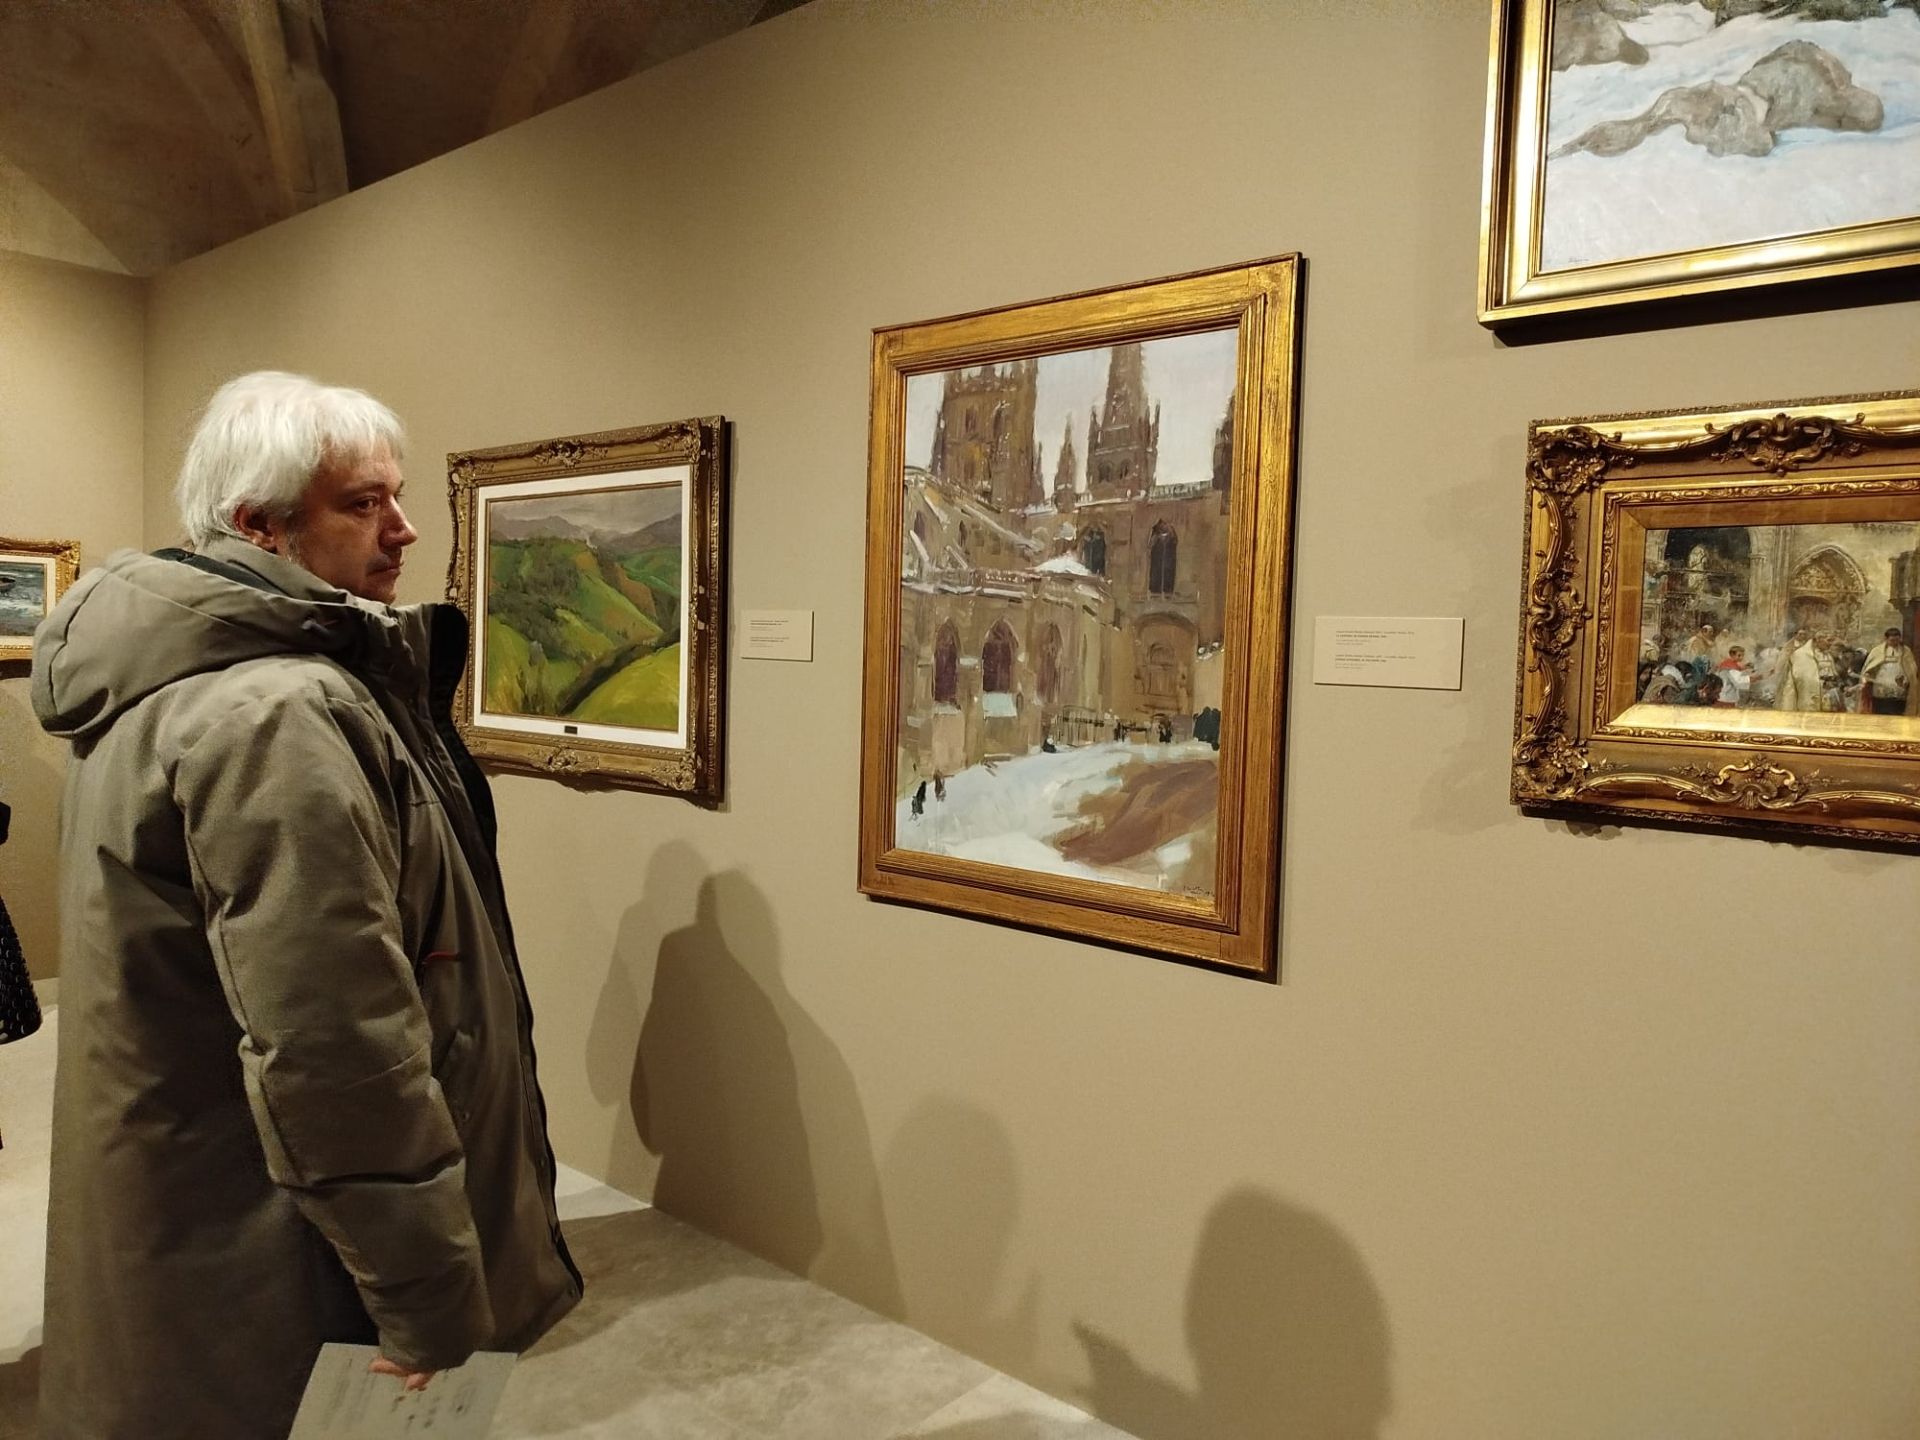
368;1356;435;1392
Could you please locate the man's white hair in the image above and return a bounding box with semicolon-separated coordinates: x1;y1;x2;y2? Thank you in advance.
175;371;405;548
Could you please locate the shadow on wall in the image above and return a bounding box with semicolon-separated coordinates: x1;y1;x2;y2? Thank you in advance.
587;882;670;1198
626;845;904;1317
0;1345;39;1440
882;1095;1039;1377
1072;1188;1392;1440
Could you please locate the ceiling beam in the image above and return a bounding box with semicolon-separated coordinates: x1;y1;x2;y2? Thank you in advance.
139;0;280;228
640;0;769;70
237;0;347;217
487;1;578;135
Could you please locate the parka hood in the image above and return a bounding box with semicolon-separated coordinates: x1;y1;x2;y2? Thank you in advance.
31;537;416;742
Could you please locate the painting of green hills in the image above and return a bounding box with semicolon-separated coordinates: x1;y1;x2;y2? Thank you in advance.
481;482;684;733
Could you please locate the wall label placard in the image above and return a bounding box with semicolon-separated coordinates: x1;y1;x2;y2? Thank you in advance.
1313;616;1463;691
742;609;814;661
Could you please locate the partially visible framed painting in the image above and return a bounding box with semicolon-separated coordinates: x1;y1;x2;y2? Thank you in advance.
859;256;1302;978
446;418;727;804
0;536;79;662
1481;0;1920;325
1513;389;1920;846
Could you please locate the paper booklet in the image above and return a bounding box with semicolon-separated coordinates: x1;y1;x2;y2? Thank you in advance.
288;1344;516;1439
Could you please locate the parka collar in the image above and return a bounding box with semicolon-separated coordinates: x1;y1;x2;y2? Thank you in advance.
33;536;456;741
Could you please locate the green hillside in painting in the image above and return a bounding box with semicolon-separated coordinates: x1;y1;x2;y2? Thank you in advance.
484;535;682;728
573;643;680;729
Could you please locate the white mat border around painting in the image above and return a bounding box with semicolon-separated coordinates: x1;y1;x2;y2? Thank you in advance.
469;465;691;749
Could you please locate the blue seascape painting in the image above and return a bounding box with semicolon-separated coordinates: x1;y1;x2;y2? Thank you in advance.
0;561;48;637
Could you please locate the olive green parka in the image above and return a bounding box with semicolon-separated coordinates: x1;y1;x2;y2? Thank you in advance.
31;538;580;1440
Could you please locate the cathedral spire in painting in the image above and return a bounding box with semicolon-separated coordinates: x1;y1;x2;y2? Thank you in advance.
1052;415;1078;512
1085;343;1160;500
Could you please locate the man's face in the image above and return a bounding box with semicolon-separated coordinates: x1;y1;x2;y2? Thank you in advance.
249;444;417;602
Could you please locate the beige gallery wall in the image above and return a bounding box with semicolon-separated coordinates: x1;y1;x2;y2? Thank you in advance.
135;2;1919;1436
0;251;145;982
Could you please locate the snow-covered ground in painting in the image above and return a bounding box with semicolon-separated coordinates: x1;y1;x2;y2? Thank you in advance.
895;740;1217;895
1543;4;1920;270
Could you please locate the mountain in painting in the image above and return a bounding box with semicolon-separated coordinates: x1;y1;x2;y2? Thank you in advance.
483;527;683;730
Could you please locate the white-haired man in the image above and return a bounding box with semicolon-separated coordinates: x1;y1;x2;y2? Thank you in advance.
31;372;580;1439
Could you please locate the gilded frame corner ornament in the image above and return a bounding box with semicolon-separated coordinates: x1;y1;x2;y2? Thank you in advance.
446;417;728;805
1479;0;1920;326
857;256;1303;979
0;535;80;663
1512;390;1920;847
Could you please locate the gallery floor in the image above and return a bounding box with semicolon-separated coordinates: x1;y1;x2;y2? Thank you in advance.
0;1008;1134;1440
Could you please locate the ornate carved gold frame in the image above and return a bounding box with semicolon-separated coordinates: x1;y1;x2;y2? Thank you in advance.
446;418;727;804
1514;391;1920;846
1479;0;1920;326
858;257;1302;978
0;535;80;663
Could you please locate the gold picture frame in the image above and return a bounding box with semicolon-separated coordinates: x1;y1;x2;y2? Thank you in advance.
446;417;727;804
858;256;1302;978
0;535;80;663
1480;0;1920;326
1513;390;1920;846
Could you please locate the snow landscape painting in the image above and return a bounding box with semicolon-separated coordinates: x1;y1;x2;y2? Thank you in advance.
1541;0;1920;272
888;329;1240;899
862;259;1300;973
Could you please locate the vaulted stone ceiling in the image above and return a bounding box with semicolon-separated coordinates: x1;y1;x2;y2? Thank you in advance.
0;0;808;275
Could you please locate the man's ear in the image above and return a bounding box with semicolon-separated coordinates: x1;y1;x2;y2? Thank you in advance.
230;504;283;553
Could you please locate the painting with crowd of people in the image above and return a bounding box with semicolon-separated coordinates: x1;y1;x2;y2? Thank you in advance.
1632;519;1920;721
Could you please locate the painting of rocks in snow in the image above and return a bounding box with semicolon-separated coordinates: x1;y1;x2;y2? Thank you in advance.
1543;0;1919;272
891;328;1239;898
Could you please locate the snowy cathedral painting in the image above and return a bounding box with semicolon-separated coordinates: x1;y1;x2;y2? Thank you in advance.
889;328;1239;898
1541;0;1919;272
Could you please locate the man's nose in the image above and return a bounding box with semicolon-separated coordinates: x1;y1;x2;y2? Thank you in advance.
387;500;420;547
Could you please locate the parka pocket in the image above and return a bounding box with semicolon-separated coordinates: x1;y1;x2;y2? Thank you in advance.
416;940;469;1066
433;1026;477;1128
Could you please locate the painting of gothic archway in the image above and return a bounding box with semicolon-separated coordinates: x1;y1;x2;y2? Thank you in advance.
1629;520;1920;721
861;257;1301;978
1514;389;1920;851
